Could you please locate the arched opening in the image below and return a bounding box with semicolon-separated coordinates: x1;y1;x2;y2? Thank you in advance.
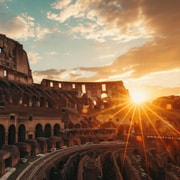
8;125;16;145
0;86;8;106
47;100;52;108
23;94;29;107
44;124;51;138
0;125;5;147
40;97;45;107
35;124;43;138
32;95;38;107
101;92;110;108
18;124;26;142
54;124;60;136
101;92;108;99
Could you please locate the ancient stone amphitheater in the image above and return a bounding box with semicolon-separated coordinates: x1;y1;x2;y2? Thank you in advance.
0;34;179;179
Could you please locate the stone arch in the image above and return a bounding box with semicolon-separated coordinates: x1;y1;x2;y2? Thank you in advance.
101;92;108;99
32;95;38;107
0;125;5;147
0;86;8;106
35;124;43;138
8;125;16;145
11;91;19;105
40;97;46;107
101;92;110;108
54;124;60;136
44;124;51;138
18;124;26;142
47;100;52;108
22;93;29;107
0;79;10;88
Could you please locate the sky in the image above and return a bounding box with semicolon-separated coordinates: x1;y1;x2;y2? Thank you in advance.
0;0;180;100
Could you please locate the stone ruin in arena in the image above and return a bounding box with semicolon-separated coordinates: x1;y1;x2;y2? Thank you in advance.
0;34;179;179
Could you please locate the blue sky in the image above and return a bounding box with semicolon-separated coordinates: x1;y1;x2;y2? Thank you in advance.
0;0;180;100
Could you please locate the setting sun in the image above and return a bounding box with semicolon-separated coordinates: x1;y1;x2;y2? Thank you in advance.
130;90;148;104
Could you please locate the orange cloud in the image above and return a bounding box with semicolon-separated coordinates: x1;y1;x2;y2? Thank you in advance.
34;0;180;99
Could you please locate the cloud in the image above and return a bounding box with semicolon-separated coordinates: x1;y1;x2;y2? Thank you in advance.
47;0;180;44
48;0;180;81
32;67;97;83
35;27;60;40
99;54;116;60
141;86;180;100
1;0;178;99
47;0;149;42
106;0;180;79
0;12;35;40
112;37;180;78
28;51;41;64
35;1;180;85
141;0;180;36
63;52;70;56
0;0;11;2
51;0;72;9
129;69;180;88
0;2;60;40
32;66;180;101
32;65;180;100
47;51;58;55
48;0;89;23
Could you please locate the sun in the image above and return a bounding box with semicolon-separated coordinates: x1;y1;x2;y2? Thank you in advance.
130;90;148;104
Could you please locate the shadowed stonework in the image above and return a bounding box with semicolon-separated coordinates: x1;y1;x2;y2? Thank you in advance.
0;34;179;180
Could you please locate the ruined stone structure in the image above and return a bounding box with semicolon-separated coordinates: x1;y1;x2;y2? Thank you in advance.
15;140;180;180
0;34;33;84
0;34;179;179
0;34;130;177
153;95;180;110
0;34;129;143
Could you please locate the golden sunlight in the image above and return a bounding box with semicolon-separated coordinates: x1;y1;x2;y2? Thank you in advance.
130;89;148;104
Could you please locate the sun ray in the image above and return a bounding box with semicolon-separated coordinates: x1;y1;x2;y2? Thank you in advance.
122;104;137;171
108;101;133;120
95;101;132;128
137;105;149;172
117;103;136;128
141;105;176;163
90;100;130;117
144;104;180;135
88;89;179;172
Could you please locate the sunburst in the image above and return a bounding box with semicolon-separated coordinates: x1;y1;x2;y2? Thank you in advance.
95;89;180;175
130;89;148;104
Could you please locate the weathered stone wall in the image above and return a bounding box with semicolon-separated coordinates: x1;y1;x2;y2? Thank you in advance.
41;79;129;106
0;34;33;84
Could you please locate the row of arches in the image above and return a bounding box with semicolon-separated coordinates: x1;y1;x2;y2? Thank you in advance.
20;94;52;108
0;123;61;147
35;124;60;138
0;80;77;109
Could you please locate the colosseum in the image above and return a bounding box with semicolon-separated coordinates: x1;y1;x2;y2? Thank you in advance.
0;34;180;180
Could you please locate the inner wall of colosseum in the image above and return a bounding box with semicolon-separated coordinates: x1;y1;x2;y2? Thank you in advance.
0;34;180;180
